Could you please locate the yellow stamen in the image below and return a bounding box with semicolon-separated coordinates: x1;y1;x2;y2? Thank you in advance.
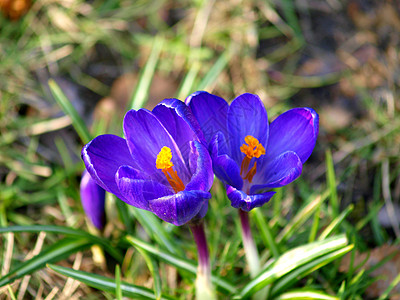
240;135;265;183
156;146;185;193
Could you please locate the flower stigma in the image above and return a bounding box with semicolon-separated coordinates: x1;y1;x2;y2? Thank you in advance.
240;135;265;183
156;146;185;193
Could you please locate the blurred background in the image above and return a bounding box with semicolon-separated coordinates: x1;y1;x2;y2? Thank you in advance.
1;0;400;299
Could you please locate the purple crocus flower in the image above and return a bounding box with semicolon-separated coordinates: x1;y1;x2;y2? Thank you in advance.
80;170;106;230
186;92;319;211
81;99;214;226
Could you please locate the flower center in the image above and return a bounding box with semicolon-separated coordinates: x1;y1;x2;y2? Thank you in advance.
240;135;266;183
156;146;185;193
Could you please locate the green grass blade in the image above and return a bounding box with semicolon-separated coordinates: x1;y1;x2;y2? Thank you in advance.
377;273;400;300
270;245;354;296
253;208;280;258
125;235;237;294
48;79;92;144
130;207;182;256
196;50;230;91
273;289;339;300
277;191;329;243
47;264;174;300
237;235;348;298
136;247;162;300
318;204;354;240
0;225;123;261
0;237;91;287
326;149;339;218
115;265;122;300
177;61;200;99
129;37;163;110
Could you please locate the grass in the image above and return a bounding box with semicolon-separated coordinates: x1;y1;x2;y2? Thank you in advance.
1;0;400;299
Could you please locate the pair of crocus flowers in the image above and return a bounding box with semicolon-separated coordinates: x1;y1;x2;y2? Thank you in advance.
81;92;318;227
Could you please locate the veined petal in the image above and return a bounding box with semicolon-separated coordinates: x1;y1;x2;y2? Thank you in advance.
251;151;302;192
80;170;106;229
185;91;228;145
148;190;211;226
226;185;275;211
186;141;214;192
153;99;204;157
209;132;243;189
266;107;319;163
227;93;269;165
81;134;136;200
116;165;173;210
123;109;190;184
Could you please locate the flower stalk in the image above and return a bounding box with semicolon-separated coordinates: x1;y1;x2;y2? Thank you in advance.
189;220;216;300
239;209;269;300
239;209;260;278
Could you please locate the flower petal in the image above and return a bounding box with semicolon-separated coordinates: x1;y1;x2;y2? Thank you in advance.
116;165;173;210
227;93;269;165
251;151;302;193
81;134;136;200
226;185;275;211
152;99;202;163
209;132;243;189
123;109;190;184
148;190;211;226
80;170;106;229
266;107;319;163
185;91;229;145
186;141;214;192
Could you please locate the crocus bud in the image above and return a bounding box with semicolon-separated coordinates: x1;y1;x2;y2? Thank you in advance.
80;170;106;230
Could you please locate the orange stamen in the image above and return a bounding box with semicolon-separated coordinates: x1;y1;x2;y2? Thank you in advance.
240;136;265;184
156;146;185;193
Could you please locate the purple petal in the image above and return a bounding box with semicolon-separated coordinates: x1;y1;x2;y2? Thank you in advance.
116;165;173;210
226;185;275;211
80;170;106;229
152;99;202;163
82;134;136;200
266;108;319;163
251;151;302;192
123;109;190;184
148;190;211;226
209;132;243;189
227;93;269;165
153;98;205;144
185;91;229;145
186;141;214;192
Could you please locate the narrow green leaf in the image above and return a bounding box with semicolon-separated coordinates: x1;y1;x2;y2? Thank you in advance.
277;191;329;243
196;50;230;91
238;235;348;298
0;238;91;287
318;204;354;240
270;245;354;296
48;264;173;300
0;225;123;262
326;149;339;218
136;247;162;300
308;199;321;243
177;61;200;99
252;208;280;258
115;265;122;300
129;36;163;110
125;235;237;294
130;207;182;256
274;289;338;300
48;79;91;144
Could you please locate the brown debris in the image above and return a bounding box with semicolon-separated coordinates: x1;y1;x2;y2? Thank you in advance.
340;244;400;299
